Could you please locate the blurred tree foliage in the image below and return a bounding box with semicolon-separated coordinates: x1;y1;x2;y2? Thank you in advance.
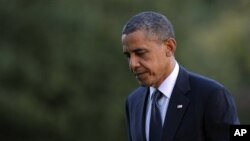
0;0;249;141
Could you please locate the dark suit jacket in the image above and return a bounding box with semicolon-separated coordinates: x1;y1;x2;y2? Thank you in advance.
125;66;240;141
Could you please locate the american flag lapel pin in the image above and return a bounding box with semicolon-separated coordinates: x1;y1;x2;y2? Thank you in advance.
177;105;183;109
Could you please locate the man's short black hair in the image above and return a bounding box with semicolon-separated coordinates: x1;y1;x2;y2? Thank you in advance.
122;11;175;41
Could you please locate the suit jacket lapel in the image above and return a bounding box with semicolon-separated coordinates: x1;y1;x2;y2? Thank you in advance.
162;66;191;141
135;87;149;141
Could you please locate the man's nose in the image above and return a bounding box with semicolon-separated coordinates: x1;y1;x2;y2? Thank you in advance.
129;55;140;71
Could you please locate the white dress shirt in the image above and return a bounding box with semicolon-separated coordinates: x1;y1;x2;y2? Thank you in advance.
145;62;179;141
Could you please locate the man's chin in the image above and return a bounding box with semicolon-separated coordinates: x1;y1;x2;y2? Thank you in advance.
137;80;152;87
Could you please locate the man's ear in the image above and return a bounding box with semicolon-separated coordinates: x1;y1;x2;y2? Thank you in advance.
163;38;176;57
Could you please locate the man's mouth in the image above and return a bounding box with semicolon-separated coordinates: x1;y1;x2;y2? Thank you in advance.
135;72;148;77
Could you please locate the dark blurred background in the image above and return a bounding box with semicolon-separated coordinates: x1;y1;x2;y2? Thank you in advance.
0;0;249;141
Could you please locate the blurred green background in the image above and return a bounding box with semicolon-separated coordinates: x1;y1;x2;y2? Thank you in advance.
0;0;249;141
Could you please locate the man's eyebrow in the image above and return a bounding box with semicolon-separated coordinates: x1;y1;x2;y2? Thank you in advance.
133;48;144;52
123;48;147;56
123;48;144;53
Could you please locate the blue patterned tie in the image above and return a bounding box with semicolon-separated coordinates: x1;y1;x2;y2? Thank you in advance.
149;90;163;141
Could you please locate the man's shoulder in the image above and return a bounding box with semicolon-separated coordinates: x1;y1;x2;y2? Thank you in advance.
127;86;148;101
125;87;148;107
188;71;224;89
179;66;224;89
182;68;229;97
178;66;235;106
128;86;148;96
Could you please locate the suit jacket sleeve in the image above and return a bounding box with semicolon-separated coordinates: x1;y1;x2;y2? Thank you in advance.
125;98;132;141
204;86;239;141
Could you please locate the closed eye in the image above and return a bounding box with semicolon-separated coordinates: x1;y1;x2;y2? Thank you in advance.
123;49;148;59
136;51;146;56
135;50;147;57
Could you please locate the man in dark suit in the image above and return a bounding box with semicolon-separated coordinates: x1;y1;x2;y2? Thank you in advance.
121;11;240;141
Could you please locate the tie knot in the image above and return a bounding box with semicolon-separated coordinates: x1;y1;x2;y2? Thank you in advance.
152;90;162;102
